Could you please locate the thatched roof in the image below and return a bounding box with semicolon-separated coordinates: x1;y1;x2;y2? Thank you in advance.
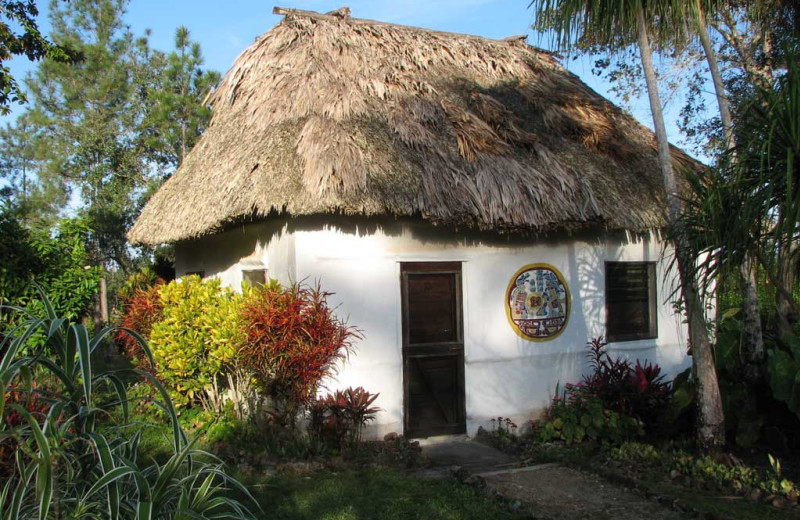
129;6;697;246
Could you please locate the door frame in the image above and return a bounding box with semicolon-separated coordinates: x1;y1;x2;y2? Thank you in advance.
400;261;466;437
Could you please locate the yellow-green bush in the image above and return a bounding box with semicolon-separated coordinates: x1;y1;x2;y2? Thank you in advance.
149;276;246;409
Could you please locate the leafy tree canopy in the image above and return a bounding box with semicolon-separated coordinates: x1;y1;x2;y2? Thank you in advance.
0;206;101;325
0;0;76;113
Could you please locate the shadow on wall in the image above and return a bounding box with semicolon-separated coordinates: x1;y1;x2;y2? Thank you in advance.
177;214;580;279
180;213;660;259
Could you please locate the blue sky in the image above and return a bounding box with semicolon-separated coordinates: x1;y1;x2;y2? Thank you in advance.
6;0;694;151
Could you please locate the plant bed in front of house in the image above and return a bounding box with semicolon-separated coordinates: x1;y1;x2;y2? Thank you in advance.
513;441;800;520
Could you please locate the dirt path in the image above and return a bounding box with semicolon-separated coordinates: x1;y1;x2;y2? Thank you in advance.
482;465;692;520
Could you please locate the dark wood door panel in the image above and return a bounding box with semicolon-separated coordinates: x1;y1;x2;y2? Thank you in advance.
401;262;466;438
406;273;458;344
405;354;465;437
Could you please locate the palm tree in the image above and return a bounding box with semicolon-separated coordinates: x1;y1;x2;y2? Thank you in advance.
530;0;725;451
691;0;764;384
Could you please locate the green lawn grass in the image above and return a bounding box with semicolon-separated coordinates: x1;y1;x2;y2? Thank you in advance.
235;467;529;520
94;354;522;519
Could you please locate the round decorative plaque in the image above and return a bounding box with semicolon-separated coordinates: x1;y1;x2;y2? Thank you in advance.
505;263;570;341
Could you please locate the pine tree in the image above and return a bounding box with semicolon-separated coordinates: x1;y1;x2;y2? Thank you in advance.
0;111;69;224
23;0;150;272
143;26;220;173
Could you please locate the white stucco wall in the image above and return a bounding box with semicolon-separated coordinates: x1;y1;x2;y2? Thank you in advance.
175;220;295;288
175;218;691;439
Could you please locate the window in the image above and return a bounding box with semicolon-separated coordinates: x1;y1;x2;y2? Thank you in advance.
242;269;268;287
605;262;657;342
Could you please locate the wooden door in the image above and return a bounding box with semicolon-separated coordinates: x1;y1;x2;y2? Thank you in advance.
401;262;466;438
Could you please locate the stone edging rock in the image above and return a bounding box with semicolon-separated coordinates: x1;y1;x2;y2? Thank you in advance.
449;464;533;518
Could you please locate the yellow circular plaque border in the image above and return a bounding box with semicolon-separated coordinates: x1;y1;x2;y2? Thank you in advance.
505;263;571;342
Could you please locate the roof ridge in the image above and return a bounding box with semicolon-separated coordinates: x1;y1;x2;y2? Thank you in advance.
272;6;538;49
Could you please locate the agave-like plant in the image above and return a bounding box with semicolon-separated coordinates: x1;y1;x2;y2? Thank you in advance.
0;288;258;519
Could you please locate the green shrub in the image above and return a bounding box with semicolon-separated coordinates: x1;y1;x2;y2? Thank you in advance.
767;333;800;421
606;442;800;502
149;276;247;410
670;316;798;448
606;441;663;463
673;452;799;499
204;409;243;445
116;267;161;304
539;383;642;445
0;215;101;328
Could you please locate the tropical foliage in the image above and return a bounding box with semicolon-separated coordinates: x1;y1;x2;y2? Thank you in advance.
240;281;362;426
582;337;671;430
0;291;256;519
0;212;101;328
115;280;163;372
537;338;667;445
116;276;363;430
147;276;245;410
309;386;381;451
540;383;643;445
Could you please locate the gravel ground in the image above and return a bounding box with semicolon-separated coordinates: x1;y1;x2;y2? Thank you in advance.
483;465;692;520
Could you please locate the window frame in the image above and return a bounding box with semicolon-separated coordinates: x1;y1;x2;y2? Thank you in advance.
605;261;658;342
242;268;269;287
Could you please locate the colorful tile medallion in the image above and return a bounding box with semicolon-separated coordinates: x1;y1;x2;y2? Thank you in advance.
506;263;570;340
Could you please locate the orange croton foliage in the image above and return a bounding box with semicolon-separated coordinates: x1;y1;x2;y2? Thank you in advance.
1;383;52;478
116;280;164;371
240;281;362;424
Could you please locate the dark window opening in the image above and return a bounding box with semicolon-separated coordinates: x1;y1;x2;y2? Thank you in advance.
242;269;268;287
605;262;657;342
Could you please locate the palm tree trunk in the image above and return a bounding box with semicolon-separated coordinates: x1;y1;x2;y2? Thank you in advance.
696;1;765;384
776;240;799;343
696;3;735;149
636;7;725;451
741;256;765;380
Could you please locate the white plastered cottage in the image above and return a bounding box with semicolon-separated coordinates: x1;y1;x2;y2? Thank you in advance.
129;7;695;438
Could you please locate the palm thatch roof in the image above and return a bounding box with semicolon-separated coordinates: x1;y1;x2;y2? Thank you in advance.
129;6;697;246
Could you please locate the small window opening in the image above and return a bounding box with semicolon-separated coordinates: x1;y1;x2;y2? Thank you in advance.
242;269;268;287
605;262;657;342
